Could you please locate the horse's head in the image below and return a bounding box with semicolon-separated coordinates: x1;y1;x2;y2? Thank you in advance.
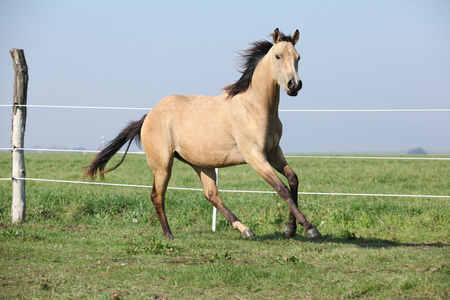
270;28;302;96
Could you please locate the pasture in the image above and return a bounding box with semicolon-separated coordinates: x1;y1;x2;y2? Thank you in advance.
0;152;449;299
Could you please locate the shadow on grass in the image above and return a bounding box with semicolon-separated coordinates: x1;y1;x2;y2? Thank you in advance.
253;231;448;249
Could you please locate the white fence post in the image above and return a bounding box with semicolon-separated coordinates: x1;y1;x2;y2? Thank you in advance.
212;168;218;232
10;49;28;223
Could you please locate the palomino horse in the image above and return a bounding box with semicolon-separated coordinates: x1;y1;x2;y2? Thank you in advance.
85;29;321;239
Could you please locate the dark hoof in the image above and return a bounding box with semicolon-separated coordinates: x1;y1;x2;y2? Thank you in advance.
242;228;256;238
283;223;297;237
305;227;321;238
165;233;176;240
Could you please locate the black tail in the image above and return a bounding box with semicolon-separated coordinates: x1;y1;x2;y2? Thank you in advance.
84;114;147;180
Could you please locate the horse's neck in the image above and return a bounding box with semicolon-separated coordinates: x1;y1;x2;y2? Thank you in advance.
246;54;280;120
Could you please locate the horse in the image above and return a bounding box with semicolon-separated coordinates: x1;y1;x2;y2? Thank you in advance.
85;28;321;240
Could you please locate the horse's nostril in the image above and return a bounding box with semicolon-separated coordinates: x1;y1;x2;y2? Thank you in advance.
288;79;294;89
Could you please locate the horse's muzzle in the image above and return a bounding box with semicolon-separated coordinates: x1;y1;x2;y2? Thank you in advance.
287;79;302;96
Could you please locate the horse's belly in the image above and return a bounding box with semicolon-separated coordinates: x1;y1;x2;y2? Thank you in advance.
175;143;246;168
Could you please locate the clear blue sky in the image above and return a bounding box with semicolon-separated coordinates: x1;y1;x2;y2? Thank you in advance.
1;0;449;154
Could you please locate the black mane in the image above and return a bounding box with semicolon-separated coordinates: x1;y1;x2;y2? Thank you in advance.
223;31;294;98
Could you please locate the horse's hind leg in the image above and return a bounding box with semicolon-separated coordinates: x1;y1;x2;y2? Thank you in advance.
151;175;174;239
193;167;255;238
149;157;175;239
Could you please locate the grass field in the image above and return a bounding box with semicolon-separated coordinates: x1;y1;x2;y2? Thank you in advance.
0;152;449;299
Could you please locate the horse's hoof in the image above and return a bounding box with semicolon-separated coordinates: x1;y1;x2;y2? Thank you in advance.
305;227;321;238
164;233;176;240
283;223;297;237
242;228;256;238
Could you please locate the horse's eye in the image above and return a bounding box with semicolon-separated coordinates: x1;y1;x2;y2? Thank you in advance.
275;54;281;60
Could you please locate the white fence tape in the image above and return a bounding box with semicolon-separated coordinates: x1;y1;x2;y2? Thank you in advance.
1;147;448;160
2;104;450;112
1;177;448;199
1;103;449;223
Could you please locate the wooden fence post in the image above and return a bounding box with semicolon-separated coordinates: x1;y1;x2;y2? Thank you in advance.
10;49;28;223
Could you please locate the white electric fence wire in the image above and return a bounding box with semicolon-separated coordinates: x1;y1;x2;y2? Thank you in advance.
2;104;450;201
2;104;450;112
0;177;448;199
285;155;450;161
3;104;152;110
279;109;450;112
0;147;145;154
1;148;449;160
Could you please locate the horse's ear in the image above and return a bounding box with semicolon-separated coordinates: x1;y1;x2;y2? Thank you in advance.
272;28;281;44
292;30;300;45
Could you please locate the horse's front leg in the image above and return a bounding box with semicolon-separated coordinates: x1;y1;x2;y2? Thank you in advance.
275;167;299;237
249;149;321;238
267;147;299;237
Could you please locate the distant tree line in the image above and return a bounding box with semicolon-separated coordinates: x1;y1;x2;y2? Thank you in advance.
407;147;427;155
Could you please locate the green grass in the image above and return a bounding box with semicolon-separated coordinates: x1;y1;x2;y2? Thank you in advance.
0;152;449;299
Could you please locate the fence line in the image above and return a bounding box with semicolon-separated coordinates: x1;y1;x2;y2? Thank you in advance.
2;103;450;112
1;104;152;110
285;155;450;161
279;109;450;112
2;104;450;203
1;147;449;160
2;177;448;199
0;147;145;155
